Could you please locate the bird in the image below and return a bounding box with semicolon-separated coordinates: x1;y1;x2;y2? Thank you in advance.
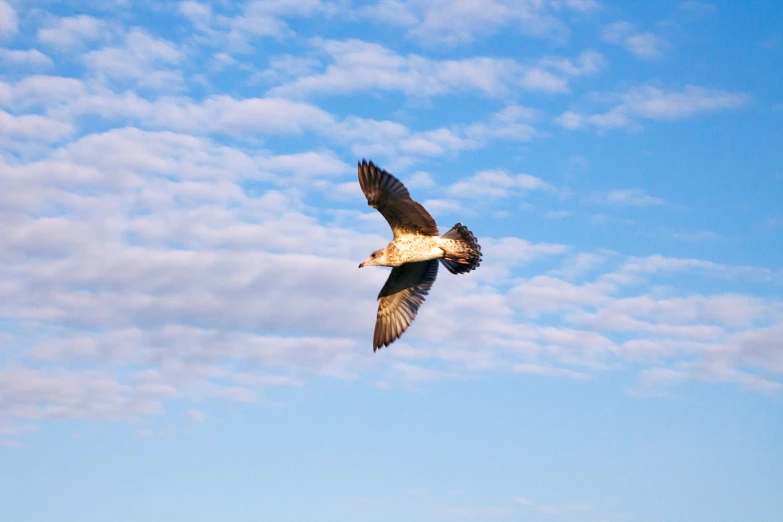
357;159;482;351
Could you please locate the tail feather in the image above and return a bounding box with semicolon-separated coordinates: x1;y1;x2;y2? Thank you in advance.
439;223;482;274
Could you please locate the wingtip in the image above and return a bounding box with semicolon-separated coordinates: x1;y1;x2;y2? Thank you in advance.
362;160;378;176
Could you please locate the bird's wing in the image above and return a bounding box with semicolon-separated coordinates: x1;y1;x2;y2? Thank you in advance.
358;160;439;237
373;260;439;351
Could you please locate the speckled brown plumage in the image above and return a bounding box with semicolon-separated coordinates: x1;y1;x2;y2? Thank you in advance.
357;160;482;351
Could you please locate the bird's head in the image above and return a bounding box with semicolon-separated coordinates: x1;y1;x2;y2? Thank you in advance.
359;249;388;268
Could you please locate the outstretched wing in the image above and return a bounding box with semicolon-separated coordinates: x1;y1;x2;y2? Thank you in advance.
358;160;438;237
373;260;439;351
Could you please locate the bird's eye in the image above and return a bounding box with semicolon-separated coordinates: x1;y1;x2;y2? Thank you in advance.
371;253;376;258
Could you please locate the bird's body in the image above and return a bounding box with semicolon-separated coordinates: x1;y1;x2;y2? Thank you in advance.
357;160;482;351
366;234;442;266
364;233;484;267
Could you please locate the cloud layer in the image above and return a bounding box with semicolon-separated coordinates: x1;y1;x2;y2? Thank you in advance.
0;0;777;442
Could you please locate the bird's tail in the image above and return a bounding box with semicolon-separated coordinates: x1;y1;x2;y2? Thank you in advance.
438;223;482;274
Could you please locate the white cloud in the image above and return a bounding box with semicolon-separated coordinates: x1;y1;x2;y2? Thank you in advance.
186;409;207;422
512;363;587;379
465;105;538;142
188;96;336;135
590;189;664;207
363;0;417;26
535;50;606;78
0;110;73;145
329;116;478;161
257;53;322;83
420;198;463;214
550;252;610;279
0;75;536;165
515;497;592;514
256;150;350;180
639;363;781;393
0;75;85;109
363;0;597;45
179;1;212;32
471;237;569;284
545;209;572;219
1;121;781;433
84;30;185;90
0;366;169;421
612;294;771;329
535;503;592;515
4;77;337;136
181;0;338;52
405;171;436;189
0;48;53;67
555;110;583;129
509;275;609;316
624;85;749;119
554;0;599;10
558;85;749;130
679;1;716;17
0;6;780;438
449;169;553;198
329;105;537;163
0;0;17;38
37;15;109;49
670;230;721;242
602;21;667;59
268;39;515;97
223;7;294;46
267;39;604;98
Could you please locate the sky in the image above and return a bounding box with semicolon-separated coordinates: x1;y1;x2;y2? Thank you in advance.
0;0;782;520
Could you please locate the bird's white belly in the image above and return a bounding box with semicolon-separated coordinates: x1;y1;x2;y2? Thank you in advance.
391;235;443;264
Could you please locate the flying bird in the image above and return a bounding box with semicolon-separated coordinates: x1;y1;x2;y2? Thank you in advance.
357;160;482;351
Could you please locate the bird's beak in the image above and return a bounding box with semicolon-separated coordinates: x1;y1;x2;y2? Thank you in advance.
358;262;364;268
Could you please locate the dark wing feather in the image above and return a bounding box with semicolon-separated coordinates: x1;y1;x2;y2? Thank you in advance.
373;260;439;351
358;160;438;237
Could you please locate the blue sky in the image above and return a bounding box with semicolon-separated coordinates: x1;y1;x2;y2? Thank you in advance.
1;0;782;520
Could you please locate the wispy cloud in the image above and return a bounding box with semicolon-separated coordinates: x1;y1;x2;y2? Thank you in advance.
602;21;667;59
267;39;604;98
638;361;782;393
438;505;510;517
620;85;749;119
179;0;339;52
0;366;170;421
0;48;53;67
0;74;540;167
363;0;598;45
515;496;592;514
84;29;185;90
0;0;17;38
0;110;74;148
37;15;110;49
670;230;722;242
178;1;213;33
330;105;538;162
557;85;749;130
449;169;554;198
512;363;588;379
589;189;664;207
2;117;781;432
679;1;716;17
0;0;780;446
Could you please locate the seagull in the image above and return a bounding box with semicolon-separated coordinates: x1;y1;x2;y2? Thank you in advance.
357;160;482;351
